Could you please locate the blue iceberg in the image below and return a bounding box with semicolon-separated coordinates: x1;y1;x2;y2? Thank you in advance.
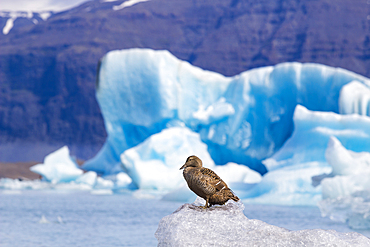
83;48;370;176
13;49;370;221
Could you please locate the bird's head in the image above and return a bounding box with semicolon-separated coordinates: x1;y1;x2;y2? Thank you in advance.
180;155;203;170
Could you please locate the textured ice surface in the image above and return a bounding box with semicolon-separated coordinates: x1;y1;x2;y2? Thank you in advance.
84;48;370;175
30;146;83;183
155;198;370;246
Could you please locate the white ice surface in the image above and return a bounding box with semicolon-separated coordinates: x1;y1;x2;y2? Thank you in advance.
155;198;370;246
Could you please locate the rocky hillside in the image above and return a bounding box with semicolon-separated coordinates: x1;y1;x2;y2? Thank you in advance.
1;0;369;161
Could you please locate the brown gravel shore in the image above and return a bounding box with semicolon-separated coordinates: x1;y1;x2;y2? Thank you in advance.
0;162;40;179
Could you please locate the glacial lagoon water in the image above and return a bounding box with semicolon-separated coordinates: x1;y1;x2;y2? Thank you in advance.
1;191;369;247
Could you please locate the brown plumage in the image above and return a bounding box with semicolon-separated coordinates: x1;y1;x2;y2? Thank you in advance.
180;155;239;208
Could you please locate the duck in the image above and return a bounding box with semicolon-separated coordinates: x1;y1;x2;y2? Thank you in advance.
180;155;239;208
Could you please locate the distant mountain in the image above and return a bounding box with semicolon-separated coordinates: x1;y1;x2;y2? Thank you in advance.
1;0;369;161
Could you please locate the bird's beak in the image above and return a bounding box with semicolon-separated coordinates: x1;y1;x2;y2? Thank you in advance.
180;163;186;170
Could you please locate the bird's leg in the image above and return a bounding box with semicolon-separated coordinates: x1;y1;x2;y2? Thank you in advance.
199;197;209;209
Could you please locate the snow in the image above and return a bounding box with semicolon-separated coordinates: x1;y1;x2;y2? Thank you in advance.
39;11;52;21
0;1;87;12
1;11;32;35
84;48;370;176
155;198;370;246
3;16;15;34
0;11;52;35
113;0;150;10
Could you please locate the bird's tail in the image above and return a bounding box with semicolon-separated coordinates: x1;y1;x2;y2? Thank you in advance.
230;194;239;202
228;188;239;201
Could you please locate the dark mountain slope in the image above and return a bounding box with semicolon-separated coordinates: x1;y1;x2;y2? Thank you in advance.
0;0;369;161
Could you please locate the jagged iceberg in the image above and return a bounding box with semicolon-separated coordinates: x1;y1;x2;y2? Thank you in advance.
76;48;370;210
30;146;83;183
155;198;370;246
83;48;370;175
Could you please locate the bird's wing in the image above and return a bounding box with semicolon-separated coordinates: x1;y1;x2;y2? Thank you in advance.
200;167;228;191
